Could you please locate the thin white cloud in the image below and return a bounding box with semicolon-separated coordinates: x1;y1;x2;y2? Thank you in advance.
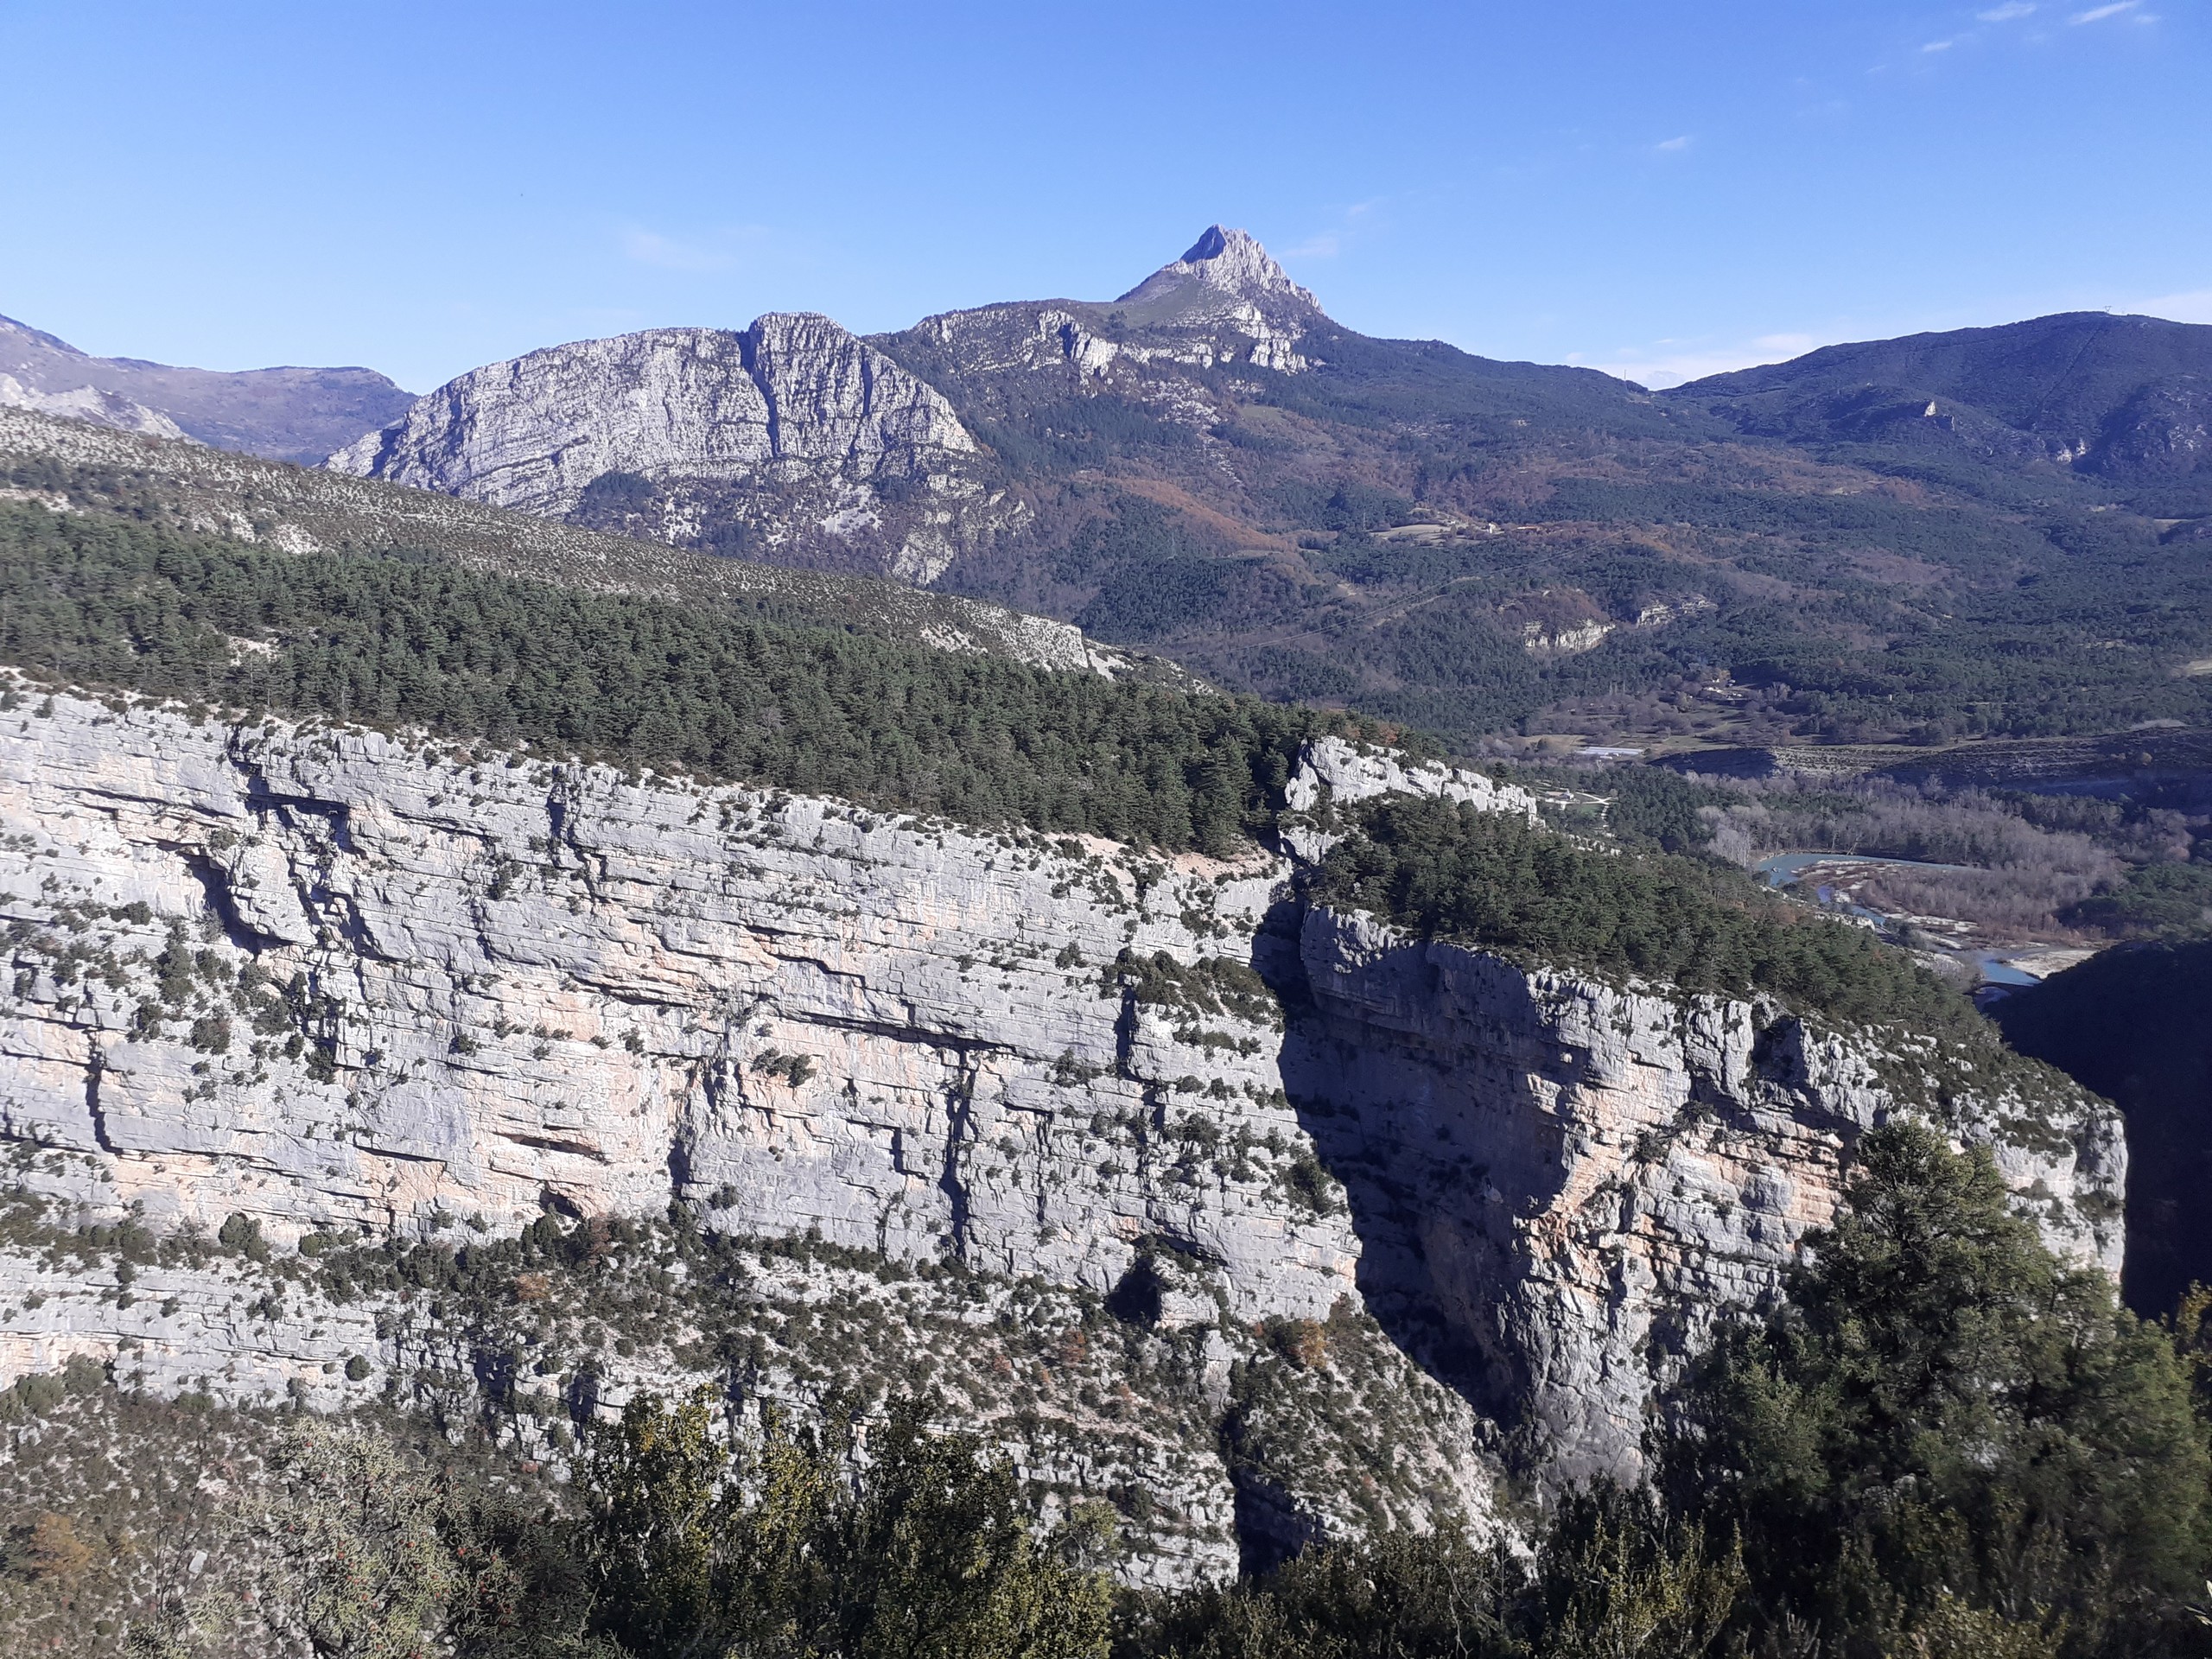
619;225;772;272
1923;38;1955;52
1569;332;1828;389
621;229;728;271
1280;199;1384;263
2133;288;2212;323
1656;134;1693;151
2069;1;2139;22
1978;2;2035;18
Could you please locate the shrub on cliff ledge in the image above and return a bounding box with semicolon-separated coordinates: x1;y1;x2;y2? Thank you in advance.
582;1392;1113;1659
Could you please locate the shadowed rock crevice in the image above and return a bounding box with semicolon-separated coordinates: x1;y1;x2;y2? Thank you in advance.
1265;899;2122;1486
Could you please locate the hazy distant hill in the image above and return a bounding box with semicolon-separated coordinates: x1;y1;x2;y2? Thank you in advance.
1674;311;2212;507
0;312;413;463
875;235;2212;749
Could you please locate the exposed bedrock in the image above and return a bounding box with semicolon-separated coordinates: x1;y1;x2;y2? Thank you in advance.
0;691;2122;1522
1283;906;2122;1484
327;315;1018;583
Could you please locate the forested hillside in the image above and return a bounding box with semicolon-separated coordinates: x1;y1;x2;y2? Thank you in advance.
1678;310;2212;503
0;495;1376;855
877;275;2212;753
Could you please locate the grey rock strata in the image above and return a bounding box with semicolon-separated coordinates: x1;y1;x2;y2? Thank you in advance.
330;315;1020;584
0;694;2125;1574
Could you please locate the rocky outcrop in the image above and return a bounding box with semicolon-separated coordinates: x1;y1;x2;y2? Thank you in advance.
897;226;1324;401
0;692;2124;1567
0;372;195;443
0;687;1353;1298
0;312;413;464
2089;373;2212;479
1283;908;2124;1484
1110;226;1322;372
330;316;1019;584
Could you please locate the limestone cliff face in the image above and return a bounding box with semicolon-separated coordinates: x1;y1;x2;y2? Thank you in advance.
329;315;1017;584
1283;908;2124;1483
0;693;2125;1566
0;691;1351;1299
1111;225;1322;371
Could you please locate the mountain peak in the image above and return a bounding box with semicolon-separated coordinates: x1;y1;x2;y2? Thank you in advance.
1116;225;1322;316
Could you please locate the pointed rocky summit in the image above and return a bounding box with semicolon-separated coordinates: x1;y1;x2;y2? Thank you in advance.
1116;225;1322;318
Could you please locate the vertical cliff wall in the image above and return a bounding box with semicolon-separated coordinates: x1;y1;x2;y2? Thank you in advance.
329;317;1018;583
0;688;2124;1574
1284;906;2124;1483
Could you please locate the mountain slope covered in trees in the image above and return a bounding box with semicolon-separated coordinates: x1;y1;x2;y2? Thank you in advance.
20;232;2212;757
876;241;2212;752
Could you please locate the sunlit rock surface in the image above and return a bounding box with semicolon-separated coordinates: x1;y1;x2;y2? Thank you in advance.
0;693;2122;1574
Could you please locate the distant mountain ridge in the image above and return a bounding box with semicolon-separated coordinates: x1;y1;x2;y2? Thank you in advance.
309;230;2212;748
327;226;1344;580
13;234;2212;751
0;312;414;464
1675;310;2212;490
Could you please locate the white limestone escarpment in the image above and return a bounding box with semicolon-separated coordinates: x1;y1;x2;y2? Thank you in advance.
0;693;2124;1558
329;315;1019;584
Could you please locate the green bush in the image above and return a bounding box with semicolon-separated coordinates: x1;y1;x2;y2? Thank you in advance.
217;1213;269;1262
582;1393;1113;1659
1659;1122;2212;1658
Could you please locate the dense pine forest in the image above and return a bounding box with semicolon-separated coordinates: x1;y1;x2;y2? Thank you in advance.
0;499;1391;856
1313;794;1990;1033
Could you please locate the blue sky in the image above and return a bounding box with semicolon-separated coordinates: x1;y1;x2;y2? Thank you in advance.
3;0;2204;391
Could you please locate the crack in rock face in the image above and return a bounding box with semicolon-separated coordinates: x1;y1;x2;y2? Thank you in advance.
0;693;2124;1574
